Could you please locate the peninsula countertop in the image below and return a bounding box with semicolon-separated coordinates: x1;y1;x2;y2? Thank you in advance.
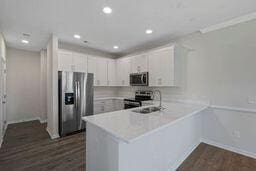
82;101;208;143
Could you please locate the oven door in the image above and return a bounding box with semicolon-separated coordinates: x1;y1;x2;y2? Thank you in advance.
130;72;148;86
124;101;141;109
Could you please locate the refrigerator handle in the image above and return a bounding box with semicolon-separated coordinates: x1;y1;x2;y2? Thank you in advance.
75;81;78;109
77;81;80;109
77;81;82;128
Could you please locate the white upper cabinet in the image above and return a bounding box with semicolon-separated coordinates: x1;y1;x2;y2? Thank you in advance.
148;46;181;87
88;56;108;86
107;59;117;86
58;50;73;71
58;45;181;87
72;52;87;72
131;54;148;73
116;57;131;86
58;50;87;72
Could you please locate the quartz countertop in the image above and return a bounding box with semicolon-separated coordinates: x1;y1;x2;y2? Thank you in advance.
82;101;208;143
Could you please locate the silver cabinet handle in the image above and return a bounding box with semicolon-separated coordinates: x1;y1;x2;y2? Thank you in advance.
137;66;140;72
71;65;75;71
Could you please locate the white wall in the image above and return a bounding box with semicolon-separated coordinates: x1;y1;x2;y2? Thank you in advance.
40;50;47;122
202;108;256;158
6;47;41;123
118;19;256;157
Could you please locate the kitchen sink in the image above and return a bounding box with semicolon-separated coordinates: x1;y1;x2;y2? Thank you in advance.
132;106;162;114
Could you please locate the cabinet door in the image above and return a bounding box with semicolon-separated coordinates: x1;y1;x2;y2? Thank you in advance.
131;54;148;73
88;56;108;86
72;52;87;73
96;57;108;86
107;59;116;86
94;100;105;114
116;58;131;86
148;47;174;86
58;50;73;71
88;56;97;85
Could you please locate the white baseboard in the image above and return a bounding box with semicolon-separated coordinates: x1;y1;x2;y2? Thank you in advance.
201;138;256;159
46;127;59;139
7;117;41;125
7;117;47;126
39;119;47;124
170;141;200;171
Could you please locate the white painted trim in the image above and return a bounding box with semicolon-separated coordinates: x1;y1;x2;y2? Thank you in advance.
6;117;41;125
210;105;256;114
171;142;200;171
200;12;256;33
46;127;59;139
201;138;256;159
39;118;47;124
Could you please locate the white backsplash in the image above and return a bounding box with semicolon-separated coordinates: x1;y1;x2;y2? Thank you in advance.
94;87;119;98
117;86;210;105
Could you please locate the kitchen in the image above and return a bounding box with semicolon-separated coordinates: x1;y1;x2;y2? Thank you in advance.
1;0;256;171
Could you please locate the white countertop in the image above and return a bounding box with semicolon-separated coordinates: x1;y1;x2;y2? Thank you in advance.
83;101;208;143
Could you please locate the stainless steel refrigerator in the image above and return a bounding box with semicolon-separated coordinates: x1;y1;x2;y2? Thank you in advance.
58;71;94;137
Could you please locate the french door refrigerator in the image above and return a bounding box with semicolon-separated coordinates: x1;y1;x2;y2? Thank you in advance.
58;71;94;137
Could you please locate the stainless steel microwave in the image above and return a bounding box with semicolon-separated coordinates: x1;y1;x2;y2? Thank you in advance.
130;72;148;86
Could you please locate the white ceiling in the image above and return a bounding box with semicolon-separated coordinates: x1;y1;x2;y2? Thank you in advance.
0;0;256;55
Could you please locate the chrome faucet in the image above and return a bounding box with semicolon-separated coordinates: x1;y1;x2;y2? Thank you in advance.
153;90;164;110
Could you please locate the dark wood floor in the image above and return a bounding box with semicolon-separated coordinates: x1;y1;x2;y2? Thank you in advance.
1;121;256;171
0;121;85;171
178;143;256;171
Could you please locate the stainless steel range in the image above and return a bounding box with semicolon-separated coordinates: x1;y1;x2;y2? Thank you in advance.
124;90;153;109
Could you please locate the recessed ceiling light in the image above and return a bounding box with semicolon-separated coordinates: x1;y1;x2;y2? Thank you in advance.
74;34;81;39
103;6;112;14
113;46;119;49
145;29;153;34
21;39;29;44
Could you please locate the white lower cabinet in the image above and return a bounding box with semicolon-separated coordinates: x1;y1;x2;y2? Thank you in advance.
94;99;124;115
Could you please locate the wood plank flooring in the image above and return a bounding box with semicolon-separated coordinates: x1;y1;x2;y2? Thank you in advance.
0;120;256;171
0;121;85;171
178;143;256;171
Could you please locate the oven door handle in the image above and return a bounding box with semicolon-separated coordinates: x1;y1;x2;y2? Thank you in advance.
141;74;144;84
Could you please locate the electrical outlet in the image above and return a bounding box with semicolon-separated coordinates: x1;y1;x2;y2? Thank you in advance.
233;130;241;138
247;97;256;104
